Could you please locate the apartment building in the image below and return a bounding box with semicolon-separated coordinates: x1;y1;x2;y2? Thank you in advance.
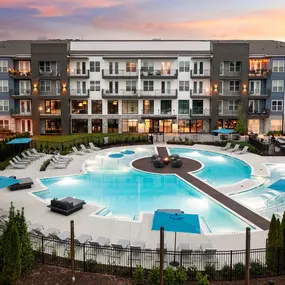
0;39;284;136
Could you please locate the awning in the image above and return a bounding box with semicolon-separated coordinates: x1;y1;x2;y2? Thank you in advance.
0;176;20;189
212;128;235;134
7;138;32;145
269;179;285;192
152;211;201;234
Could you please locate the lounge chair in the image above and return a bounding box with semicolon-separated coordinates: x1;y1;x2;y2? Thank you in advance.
88;237;111;257
228;144;240;153
72;147;85;155
129;241;145;265
170;154;183;168
89;236;110;247
155;242;168;267
51;157;68;165
47;197;86;215
74;234;92;245
89;142;101;151
179;243;193;266
80;144;93;153
221;142;231;151
50;161;67;169
16;155;30;163
31;148;45;157
54;154;73;162
33;227;60;237
151;155;164;168
28;223;44;234
236;146;249;155
12;157;29;165
110;239;130;264
201;243;217;264
9;161;27;169
26;150;41;158
48;230;70;242
21;152;37;161
9;177;33;191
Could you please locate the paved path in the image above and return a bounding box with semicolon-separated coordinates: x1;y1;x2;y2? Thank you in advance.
133;146;270;231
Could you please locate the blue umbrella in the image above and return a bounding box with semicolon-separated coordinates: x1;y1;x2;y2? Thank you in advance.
6;138;32;144
212;128;235;134
268;179;285;192
0;176;20;189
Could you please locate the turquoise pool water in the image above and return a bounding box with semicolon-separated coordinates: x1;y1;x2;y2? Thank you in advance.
35;147;254;233
169;148;252;187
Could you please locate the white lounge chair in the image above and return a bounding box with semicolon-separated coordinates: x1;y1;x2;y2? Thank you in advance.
89;142;101;151
129;241;145;265
9;161;27;169
54;154;73;161
16;155;30;164
221;142;231;151
89;236;110;247
51;157;68;165
50;161;67;169
110;239;130;264
48;230;70;242
80;144;93;153
21;152;37;161
228;144;240;152
33;227;60;237
26;150;41;158
74;234;92;245
31;148;45;157
12;157;29;166
236;146;249;155
179;243;193;266
72;147;85;155
28;223;44;234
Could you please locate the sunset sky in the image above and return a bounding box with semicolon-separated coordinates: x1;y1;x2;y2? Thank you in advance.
0;0;285;40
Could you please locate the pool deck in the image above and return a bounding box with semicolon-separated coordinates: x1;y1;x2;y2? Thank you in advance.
133;146;270;231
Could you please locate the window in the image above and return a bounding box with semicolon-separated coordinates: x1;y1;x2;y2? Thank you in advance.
178;100;189;114
92;100;102;114
142;61;154;72
143;81;154;91
90;61;100;72
45;100;61;114
273;61;284;72
143;100;154;114
92;119;102;133
219;80;224;95
193;81;203;94
219;100;223;114
0;120;9;130
45;119;61;134
178;120;190;133
93;81;100;91
179;61;190;72
179;81;189;91
108;100;118;114
39;80;51;92
0;80;8;92
122;119;138;133
178;120;203;133
0;100;9;112
228;100;239;111
272;80;284;92
161;100;172;114
126;61;136;72
271;119;282;131
72;119;88;133
229;81;240;92
229;61;241;72
0;61;8;72
193;62;203;74
90;61;95;72
108;119;119;133
192;100;203;114
39;61;51;72
122;100;138;114
126;81;137;92
271;100;283;111
71;100;88;114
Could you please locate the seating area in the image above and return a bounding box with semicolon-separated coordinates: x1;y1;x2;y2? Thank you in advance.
8;177;33;191
72;144;101;155
151;154;183;168
220;143;249;155
47;197;86;215
50;154;73;169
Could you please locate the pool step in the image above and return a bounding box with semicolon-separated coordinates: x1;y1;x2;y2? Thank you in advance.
200;217;212;233
133;214;139;220
96;207;111;217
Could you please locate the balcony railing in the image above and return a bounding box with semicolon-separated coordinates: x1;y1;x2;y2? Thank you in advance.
10;108;32;116
219;90;240;96
219;69;242;77
140;69;178;78
248;89;271;97
102;89;177;98
248;109;270;116
8;69;31;78
69;89;90;97
140;89;177;97
10;89;31;96
249;69;270;77
39;69;60;77
102;69;138;77
102;89;138;97
68;69;90;77
219;110;239;116
190;69;211;77
190;108;210;116
39;88;61;96
190;89;211;97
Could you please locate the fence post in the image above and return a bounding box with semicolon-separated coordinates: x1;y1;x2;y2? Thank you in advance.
245;227;251;285
230;250;233;282
277;247;280;276
130;248;133;278
41;236;45;263
83;243;86;272
160;227;164;285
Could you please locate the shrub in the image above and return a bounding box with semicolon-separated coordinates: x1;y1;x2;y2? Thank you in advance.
134;265;145;285
204;263;215;280
40;159;51;171
221;263;231;279
0;159;10;171
196;272;209;285
149;267;160;285
175;267;187;285
186;266;198;280
250;260;264;276
164;266;176;285
233;262;245;279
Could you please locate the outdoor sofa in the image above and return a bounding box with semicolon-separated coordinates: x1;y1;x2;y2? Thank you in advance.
151;154;164;168
8;177;34;191
170;154;183;168
47;197;86;216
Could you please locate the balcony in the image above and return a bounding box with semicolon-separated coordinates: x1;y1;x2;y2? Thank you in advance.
8;69;32;79
219;110;239;117
219;90;240;99
9;89;31;99
102;69;138;79
190;69;210;78
140;69;178;79
190;108;210;118
219;69;242;78
190;89;211;98
68;69;90;79
10;108;32;117
248;89;271;99
39;69;60;78
39;88;61;97
249;69;271;79
69;89;90;98
248;109;270;118
102;89;139;99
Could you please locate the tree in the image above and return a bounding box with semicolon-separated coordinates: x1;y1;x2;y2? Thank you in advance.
2;222;22;284
281;211;285;248
235;104;247;134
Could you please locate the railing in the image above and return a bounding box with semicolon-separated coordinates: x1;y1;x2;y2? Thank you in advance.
220;69;242;77
68;69;90;77
29;234;285;281
10;108;32;116
219;110;239;116
69;89;90;96
101;89;177;97
8;69;31;77
190;69;211;77
10;89;31;96
39;69;60;76
39;88;61;96
248;109;270;116
219;90;240;96
248;89;271;97
190;89;211;96
140;89;177;97
249;69;270;77
140;69;178;77
102;89;138;97
190;108;210;116
102;69;138;77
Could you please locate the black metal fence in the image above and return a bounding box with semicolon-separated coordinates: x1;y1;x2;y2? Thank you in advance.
30;234;285;281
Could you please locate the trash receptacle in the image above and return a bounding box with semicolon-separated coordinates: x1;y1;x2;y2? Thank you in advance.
104;137;109;145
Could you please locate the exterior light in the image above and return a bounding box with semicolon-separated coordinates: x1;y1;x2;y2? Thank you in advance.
243;84;247;92
213;84;218;92
62;82;67;89
33;83;38;90
38;107;43;111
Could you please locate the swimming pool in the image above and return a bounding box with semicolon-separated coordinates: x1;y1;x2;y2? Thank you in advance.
35;146;254;233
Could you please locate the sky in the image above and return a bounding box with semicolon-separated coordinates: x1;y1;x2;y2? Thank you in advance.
0;0;285;41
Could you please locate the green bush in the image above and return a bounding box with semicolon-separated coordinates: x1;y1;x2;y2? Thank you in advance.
149;267;160;285
134;265;145;285
267;130;283;136
196;272;209;285
186;266;198;280
0;159;10;171
221;264;231;279
250;260;264;276
164;266;176;285
233;262;245;279
204;263;215;280
175;267;187;284
40;159;51;171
